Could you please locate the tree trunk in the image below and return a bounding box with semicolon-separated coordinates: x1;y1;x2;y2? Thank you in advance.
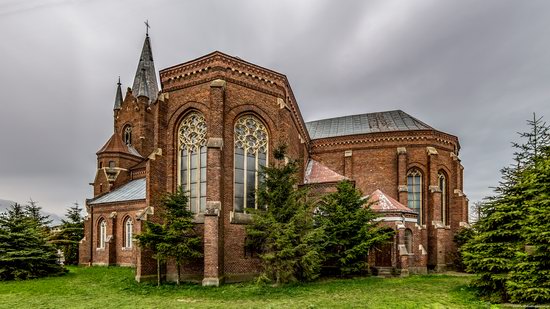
157;259;161;287
176;261;181;285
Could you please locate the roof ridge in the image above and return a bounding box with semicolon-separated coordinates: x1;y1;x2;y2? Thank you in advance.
306;109;404;124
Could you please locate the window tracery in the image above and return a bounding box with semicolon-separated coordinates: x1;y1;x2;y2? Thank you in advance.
178;112;207;213
234;115;268;212
123;125;132;146
407;168;423;224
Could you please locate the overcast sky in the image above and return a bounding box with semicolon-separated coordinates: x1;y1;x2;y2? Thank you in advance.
1;0;549;216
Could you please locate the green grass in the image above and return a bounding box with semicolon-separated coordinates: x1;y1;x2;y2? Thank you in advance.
0;266;497;309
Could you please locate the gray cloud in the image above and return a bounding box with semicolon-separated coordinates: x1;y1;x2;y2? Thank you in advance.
1;0;549;214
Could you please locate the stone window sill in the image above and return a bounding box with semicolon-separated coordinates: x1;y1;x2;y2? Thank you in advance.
193;213;205;224
230;211;253;224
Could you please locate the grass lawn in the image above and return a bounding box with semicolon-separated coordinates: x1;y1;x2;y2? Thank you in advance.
0;266;496;309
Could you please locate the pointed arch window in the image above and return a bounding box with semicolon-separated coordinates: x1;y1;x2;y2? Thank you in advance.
234;115;268;212
178;112;207;214
407;169;423;224
123;217;133;248
98;219;106;249
404;229;413;254
438;172;448;225
123;125;132;146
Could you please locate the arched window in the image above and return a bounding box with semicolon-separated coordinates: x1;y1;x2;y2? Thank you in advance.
438;172;448;225
407;169;423;223
123;217;133;248
178;112;207;214
123;125;132;146
98;219;106;249
234;115;268;212
404;229;413;254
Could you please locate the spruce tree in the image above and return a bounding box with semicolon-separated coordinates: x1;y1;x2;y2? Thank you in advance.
49;202;84;265
245;145;323;284
507;148;550;304
317;180;394;276
24;199;52;229
135;188;202;286
461;114;550;302
161;188;202;285
0;203;65;280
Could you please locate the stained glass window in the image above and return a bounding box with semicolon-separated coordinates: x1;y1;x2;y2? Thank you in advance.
407;169;423;223
98;219;106;249
123;125;132;146
439;172;448;225
178;112;207;214
234;115;268;212
124;217;133;248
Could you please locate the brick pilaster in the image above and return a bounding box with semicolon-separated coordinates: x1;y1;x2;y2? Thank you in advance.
396;147;408;204
202;79;226;286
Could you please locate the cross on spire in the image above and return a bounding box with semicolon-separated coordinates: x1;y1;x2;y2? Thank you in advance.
144;20;150;36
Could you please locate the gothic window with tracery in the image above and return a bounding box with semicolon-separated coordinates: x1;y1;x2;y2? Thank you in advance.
407;168;423;223
438;172;448;225
234;115;268;212
178;112;207;214
123;125;132;146
98;219;106;249
123;217;133;248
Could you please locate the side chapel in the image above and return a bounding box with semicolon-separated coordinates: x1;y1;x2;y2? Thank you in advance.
79;32;469;285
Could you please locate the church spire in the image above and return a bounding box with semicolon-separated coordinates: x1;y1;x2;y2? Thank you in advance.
132;25;159;103
113;77;123;110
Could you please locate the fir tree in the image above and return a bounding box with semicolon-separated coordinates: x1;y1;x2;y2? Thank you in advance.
461;114;550;302
506;148;550;304
0;203;65;280
24;199;52;229
245;145;323;284
161;188;203;285
317;180;394;276
135;188;202;286
49;202;84;265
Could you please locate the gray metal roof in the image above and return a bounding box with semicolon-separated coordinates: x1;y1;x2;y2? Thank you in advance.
305;110;433;139
132;35;159;103
89;178;146;205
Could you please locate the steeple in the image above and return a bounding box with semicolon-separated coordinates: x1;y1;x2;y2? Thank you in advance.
132;30;159;103
113;77;123;110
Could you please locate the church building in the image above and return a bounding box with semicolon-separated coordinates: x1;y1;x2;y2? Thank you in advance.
79;32;469;285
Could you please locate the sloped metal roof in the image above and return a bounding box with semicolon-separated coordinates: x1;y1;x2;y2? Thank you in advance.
89;178;146;205
304;159;348;184
305;110;433;139
132;35;159;103
366;189;417;214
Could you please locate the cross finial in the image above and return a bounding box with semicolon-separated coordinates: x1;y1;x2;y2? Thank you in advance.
144;20;150;36
117;76;121;85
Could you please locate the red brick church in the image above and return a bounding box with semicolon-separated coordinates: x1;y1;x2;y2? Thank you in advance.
79;33;469;285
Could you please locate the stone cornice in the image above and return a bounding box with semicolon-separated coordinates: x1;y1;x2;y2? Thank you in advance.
310;130;459;152
159;52;311;145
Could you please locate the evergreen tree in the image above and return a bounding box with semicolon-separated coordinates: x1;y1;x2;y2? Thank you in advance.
507;148;550;303
49;202;84;265
161;188;202;285
461;114;550;302
0;203;65;280
317;180;394;276
135;188;202;286
24;199;52;229
246;145;323;284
